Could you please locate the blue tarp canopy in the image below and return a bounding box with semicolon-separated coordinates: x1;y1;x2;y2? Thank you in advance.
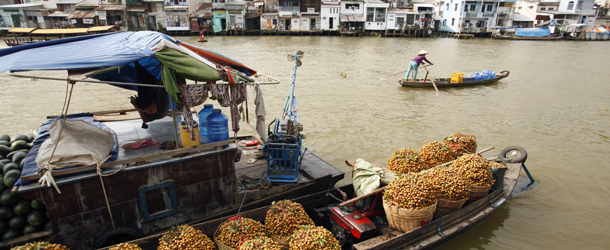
0;31;256;89
515;26;551;37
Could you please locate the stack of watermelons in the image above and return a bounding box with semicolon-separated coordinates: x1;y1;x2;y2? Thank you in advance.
0;133;50;242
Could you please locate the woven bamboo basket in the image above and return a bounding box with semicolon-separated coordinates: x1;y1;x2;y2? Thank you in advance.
433;198;467;219
382;199;437;233
213;225;237;250
269;235;289;250
467;185;491;203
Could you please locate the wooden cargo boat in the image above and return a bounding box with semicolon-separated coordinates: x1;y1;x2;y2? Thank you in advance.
101;146;537;250
0;31;343;249
399;71;510;88
492;35;562;40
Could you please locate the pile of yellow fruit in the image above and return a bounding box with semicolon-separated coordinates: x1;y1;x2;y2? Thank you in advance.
110;243;142;250
158;224;216;250
265;200;314;239
387;148;428;174
383;174;437;210
239;236;283;250
288;225;340;250
11;242;69;250
419;141;454;168
443;132;477;157
215;216;265;249
422;167;470;201
451;154;495;187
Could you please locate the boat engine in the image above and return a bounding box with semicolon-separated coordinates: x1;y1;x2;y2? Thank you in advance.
329;192;385;247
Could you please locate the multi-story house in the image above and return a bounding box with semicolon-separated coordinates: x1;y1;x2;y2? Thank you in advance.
515;0;557;26
143;0;165;30
0;2;44;29
165;0;189;32
72;0;99;28
595;0;609;26
212;0;227;32
414;2;435;28
321;0;340;31
191;2;213;32
300;0;321;31
387;8;419;30
260;0;279;31
537;0;595;25
364;0;389;31
438;0;504;34
277;0;301;30
340;0;365;32
226;1;246;29
94;0;127;29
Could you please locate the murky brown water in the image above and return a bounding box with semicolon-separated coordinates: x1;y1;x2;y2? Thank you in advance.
2;36;610;249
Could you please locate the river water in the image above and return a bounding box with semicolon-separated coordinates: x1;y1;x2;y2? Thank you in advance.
1;36;609;249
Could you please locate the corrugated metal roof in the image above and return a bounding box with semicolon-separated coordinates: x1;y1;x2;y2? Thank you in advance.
0;3;43;8
94;5;126;11
75;0;99;8
66;10;97;19
47;11;70;17
88;25;119;32
340;14;366;22
513;13;534;22
31;28;89;34
8;28;37;33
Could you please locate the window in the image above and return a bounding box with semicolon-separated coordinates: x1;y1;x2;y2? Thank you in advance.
455;4;458;11
451;18;455;25
464;4;468;11
541;7;546;10
443;19;447;26
577;1;583;9
567;1;574;10
548;7;554;10
446;3;449;11
470;4;476;11
345;4;359;10
367;8;374;21
487;5;492;11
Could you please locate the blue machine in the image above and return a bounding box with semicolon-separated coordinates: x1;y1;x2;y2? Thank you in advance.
264;51;307;183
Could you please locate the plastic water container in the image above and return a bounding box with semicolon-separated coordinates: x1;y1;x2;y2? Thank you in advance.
198;104;214;143
180;121;200;147
207;109;229;144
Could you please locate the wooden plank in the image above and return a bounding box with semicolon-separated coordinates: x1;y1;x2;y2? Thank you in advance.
46;108;137;119
21;139;235;182
0;230;53;248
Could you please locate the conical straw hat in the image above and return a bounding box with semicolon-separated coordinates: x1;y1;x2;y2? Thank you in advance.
419;50;428;55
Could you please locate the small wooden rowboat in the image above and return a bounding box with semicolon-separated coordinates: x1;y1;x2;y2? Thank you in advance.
399;70;510;88
101;146;538;250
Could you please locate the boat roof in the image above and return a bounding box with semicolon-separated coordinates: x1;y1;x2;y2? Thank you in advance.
0;31;256;82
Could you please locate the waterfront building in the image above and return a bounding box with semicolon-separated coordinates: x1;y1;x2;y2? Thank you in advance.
321;0;340;31
386;7;419;30
226;1;246;30
300;0;321;31
340;0;365;34
245;1;263;31
277;0;300;30
142;0;165;31
69;0;98;28
0;2;44;29
437;0;516;34
165;0;189;32
94;1;127;30
260;0;279;31
413;2;436;29
212;0;227;32
190;2;213;32
595;0;609;26
364;0;389;32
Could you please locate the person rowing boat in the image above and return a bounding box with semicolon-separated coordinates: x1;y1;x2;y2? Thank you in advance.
405;50;433;81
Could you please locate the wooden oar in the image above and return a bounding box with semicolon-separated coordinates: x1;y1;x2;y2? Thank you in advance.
379;70;408;80
339;146;495;207
421;65;441;97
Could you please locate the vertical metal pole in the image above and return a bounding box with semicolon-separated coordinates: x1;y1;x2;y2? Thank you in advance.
521;164;536;184
169;96;180;149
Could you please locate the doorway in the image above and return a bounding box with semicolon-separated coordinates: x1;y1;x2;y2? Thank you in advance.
329;17;333;29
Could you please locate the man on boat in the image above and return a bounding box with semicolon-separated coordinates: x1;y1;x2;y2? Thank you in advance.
405;50;433;81
130;62;169;128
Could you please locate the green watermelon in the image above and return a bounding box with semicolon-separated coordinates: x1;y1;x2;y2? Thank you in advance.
1;228;22;240
11;152;26;166
26;134;34;143
0;159;10;165
5;151;18;161
13;199;32;215
43;221;52;230
0;189;20;206
10;140;29;151
27;210;46;226
23;224;42;235
0;206;14;220
10;135;28;144
8;214;27;229
0;220;8;234
3;163;20;174
0;141;9;148
0;178;4;194
0;134;9;142
0;145;10;157
3;169;21;188
31;200;45;210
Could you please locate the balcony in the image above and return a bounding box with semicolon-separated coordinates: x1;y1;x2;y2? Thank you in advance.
497;7;510;15
279;6;300;17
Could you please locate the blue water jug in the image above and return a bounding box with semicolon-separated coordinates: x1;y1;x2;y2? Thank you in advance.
207;109;229;143
198;104;214;143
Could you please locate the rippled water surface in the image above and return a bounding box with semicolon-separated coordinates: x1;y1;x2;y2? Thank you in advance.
1;36;610;249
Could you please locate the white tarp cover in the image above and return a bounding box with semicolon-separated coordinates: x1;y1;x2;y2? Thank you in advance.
352;158;385;197
36;119;114;169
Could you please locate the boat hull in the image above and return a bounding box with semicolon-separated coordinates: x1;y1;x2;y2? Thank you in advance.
399;71;509;88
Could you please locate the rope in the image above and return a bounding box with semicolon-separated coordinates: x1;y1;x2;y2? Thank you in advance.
38;80;76;194
96;155;118;229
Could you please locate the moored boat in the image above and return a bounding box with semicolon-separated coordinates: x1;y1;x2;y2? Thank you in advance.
98;146;536;250
399;70;510;88
0;31;343;249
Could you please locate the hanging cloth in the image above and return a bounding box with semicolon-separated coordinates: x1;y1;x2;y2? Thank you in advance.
161;66;182;107
254;83;267;143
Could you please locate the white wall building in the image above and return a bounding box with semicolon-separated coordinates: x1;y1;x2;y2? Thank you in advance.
340;0;365;31
557;0;596;24
226;1;246;29
438;0;502;33
321;0;340;30
364;0;389;31
387;8;420;30
438;0;465;32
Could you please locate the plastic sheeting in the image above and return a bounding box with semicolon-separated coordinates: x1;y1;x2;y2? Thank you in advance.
515;26;551;37
352;158;385;197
